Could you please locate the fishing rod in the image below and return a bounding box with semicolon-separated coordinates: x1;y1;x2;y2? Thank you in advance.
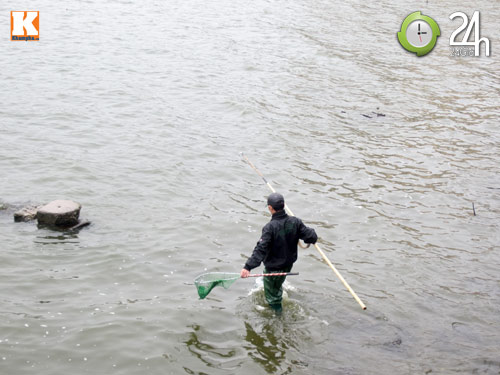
241;152;367;310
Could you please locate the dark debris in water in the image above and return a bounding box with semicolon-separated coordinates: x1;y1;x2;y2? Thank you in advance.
385;337;402;347
339;109;386;118
339;108;386;118
362;112;386;118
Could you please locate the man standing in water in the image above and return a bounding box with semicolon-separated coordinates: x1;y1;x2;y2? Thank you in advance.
241;193;318;313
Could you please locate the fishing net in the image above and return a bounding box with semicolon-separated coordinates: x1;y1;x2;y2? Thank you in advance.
194;272;240;299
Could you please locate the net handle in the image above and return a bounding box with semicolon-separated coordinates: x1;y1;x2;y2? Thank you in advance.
246;272;299;278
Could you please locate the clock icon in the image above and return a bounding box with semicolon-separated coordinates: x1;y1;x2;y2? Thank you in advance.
398;12;440;56
406;20;433;47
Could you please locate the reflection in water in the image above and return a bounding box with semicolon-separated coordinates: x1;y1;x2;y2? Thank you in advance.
184;324;246;372
34;231;80;245
243;321;290;374
239;287;315;374
34;223;89;245
183;290;316;374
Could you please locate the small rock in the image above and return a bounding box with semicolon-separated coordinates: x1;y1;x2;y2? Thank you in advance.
37;200;81;227
14;205;41;222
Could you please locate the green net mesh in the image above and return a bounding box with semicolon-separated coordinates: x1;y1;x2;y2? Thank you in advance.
194;272;240;299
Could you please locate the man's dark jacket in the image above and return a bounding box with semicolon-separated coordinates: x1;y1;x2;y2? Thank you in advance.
244;210;318;272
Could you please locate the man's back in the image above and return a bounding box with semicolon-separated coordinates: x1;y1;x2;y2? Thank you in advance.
244;210;317;271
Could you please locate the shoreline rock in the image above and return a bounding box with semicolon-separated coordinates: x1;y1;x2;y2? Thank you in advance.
14;205;42;222
12;200;89;230
36;200;81;227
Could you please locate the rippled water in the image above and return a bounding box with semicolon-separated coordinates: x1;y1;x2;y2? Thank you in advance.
1;0;499;374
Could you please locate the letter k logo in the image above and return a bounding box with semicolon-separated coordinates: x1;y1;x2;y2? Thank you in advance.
11;11;39;37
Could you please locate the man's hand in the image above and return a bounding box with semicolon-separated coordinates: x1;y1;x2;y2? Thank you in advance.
240;269;250;278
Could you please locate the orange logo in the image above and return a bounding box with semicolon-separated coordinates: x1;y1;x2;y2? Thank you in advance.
11;11;39;41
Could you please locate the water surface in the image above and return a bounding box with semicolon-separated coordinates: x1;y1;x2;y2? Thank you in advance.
1;0;499;374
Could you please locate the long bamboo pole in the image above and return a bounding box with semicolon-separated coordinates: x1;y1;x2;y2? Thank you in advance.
241;153;367;310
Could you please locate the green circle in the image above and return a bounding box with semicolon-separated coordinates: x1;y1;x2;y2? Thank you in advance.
397;11;440;56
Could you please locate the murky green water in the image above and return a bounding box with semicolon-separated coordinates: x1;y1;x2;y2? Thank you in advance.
1;0;499;374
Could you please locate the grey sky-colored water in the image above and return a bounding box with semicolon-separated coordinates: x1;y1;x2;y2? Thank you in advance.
1;0;499;374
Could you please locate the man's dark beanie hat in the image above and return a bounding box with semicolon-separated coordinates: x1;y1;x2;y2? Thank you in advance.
267;193;285;211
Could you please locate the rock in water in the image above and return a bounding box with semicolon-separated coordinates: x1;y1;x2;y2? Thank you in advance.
14;205;41;222
36;200;81;227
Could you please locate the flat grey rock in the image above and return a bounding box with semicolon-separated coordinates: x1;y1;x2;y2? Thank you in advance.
14;205;41;222
37;200;81;227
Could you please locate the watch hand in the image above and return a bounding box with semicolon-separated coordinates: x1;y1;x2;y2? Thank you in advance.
419;34;422;43
418;23;421;32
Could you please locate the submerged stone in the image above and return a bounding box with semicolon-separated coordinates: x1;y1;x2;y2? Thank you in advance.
36;200;81;227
